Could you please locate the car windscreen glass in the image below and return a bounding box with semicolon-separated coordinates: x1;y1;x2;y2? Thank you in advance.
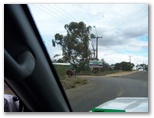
28;4;148;112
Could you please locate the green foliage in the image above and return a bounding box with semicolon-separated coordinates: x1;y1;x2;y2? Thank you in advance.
100;59;112;72
54;65;68;79
136;63;148;71
114;61;134;71
56;58;64;63
52;21;94;72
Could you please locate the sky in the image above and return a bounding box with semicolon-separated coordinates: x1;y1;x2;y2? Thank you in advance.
28;4;148;65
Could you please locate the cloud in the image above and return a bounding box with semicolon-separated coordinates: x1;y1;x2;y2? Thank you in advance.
90;4;148;51
98;49;148;65
28;4;148;65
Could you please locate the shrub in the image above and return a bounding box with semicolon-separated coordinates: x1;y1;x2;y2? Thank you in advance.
54;65;68;79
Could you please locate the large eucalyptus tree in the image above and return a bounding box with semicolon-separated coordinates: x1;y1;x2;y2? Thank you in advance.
52;21;94;72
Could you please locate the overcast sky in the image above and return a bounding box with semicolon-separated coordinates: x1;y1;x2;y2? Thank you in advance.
28;4;148;65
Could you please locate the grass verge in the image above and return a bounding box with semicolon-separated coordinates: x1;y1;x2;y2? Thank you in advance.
60;77;88;90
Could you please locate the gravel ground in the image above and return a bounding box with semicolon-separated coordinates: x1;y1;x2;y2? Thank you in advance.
78;71;138;78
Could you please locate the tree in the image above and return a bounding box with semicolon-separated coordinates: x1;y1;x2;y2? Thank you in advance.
53;54;61;58
56;58;64;63
52;21;94;72
101;59;111;72
137;63;148;71
114;61;134;71
114;63;122;70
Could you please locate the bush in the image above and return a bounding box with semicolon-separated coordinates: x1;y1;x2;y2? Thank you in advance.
54;65;68;79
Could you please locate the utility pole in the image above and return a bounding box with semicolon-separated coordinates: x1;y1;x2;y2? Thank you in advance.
129;56;131;63
93;26;102;60
96;36;102;59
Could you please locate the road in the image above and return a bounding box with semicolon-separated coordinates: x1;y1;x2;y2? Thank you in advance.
65;71;148;112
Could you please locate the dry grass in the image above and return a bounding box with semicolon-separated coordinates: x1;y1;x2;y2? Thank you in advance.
60;77;88;90
104;71;137;77
78;71;137;79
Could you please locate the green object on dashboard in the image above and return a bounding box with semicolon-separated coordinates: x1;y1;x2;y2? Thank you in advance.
91;108;125;112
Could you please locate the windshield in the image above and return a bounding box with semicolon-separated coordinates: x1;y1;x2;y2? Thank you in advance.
28;4;148;112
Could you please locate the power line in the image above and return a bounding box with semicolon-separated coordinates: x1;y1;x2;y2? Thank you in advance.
101;6;147;39
54;4;79;21
39;4;71;23
48;4;76;22
32;4;70;23
115;6;147;29
32;4;54;16
90;7;147;57
42;4;73;22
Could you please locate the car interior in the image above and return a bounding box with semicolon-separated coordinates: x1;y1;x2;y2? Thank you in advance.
4;4;72;112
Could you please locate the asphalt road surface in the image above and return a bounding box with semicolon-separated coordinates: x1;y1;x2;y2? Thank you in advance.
65;71;148;112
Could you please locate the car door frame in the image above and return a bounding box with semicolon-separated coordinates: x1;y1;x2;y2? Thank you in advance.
4;4;72;112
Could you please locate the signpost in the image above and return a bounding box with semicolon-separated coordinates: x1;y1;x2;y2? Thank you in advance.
89;60;103;73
